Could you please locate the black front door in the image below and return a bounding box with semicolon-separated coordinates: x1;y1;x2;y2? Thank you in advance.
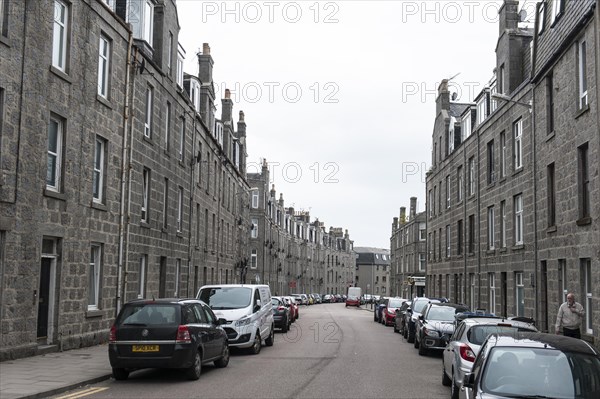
37;258;52;339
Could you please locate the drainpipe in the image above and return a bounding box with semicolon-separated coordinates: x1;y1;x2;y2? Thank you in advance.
532;86;539;327
186;113;197;297
116;31;134;316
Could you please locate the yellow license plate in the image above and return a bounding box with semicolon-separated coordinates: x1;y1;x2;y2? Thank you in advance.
132;345;159;352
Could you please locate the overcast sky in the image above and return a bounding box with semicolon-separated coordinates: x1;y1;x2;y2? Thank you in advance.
177;0;537;249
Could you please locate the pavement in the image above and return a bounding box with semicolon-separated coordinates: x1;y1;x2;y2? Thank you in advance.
0;344;112;399
0;304;376;399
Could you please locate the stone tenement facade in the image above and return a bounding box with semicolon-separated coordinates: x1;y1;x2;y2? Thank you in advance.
354;247;391;297
0;0;252;360
390;197;426;299
424;0;599;346
247;160;355;296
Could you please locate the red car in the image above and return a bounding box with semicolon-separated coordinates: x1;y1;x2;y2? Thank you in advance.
283;296;299;320
345;295;360;307
381;297;407;326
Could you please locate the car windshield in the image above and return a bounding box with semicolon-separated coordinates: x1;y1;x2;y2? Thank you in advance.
118;304;179;326
198;287;252;310
413;299;434;313
388;299;404;308
468;325;535;345
426;306;458;321
482;347;600;398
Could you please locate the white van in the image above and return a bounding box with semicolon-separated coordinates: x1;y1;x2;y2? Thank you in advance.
197;284;274;354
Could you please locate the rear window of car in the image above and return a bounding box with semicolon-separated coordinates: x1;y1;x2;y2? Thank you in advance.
426;306;461;321
117;304;180;326
388;299;404;308
198;287;252;310
468;325;534;345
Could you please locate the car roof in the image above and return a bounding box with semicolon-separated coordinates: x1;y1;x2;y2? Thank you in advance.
487;332;599;356
123;298;203;306
460;317;536;328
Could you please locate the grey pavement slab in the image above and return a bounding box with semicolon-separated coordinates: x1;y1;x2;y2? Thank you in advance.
0;344;112;399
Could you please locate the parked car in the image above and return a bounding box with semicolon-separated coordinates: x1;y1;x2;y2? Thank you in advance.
271;297;291;333
394;300;411;334
414;302;469;355
381;297;406;326
311;293;322;304
374;297;389;323
283;296;299;320
108;298;229;381
346;294;361;307
323;294;334;303
461;332;600;399
442;316;537;399
404;297;440;343
197;284;274;354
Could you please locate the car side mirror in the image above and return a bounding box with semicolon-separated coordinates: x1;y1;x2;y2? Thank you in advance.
463;373;474;389
217;318;227;325
419;315;424;320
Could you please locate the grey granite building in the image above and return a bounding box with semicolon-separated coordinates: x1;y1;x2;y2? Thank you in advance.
354;247;391;297
0;0;252;360
247;160;355;296
424;0;599;346
390;197;426;299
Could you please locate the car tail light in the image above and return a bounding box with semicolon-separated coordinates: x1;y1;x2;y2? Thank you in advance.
277;306;286;312
176;325;191;343
459;344;476;362
109;325;117;342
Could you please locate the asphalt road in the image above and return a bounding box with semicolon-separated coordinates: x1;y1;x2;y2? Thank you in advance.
50;303;450;399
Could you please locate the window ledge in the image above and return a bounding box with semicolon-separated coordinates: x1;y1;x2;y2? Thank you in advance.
86;309;103;318
164;149;170;157
161;226;168;233
546;225;557;234
512;244;525;251
468;252;476;257
44;189;66;201
140;221;150;229
176;232;183;238
0;35;9;47
486;249;496;256
546;131;555;142
498;177;507;184
576;217;592;226
195;245;200;251
96;94;113;109
574;103;590;119
143;135;154;146
179;160;186;168
498;247;508;253
49;66;73;84
513;167;524;177
487;181;496;189
91;201;107;212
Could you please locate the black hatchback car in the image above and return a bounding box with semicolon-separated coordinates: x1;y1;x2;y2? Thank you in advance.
108;298;229;381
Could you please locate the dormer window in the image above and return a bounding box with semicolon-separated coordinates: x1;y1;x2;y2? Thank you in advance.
551;0;563;26
537;2;546;35
447;117;455;154
476;92;488;126
189;79;201;112
461;111;471;140
176;44;185;88
128;0;154;47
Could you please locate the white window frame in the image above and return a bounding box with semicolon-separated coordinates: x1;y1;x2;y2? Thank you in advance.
251;190;259;209
551;0;563;25
164;102;171;152
0;0;7;36
470;273;475;310
537;2;546;34
514;194;523;245
515;272;524;317
489;273;496;315
177;186;183;233
419;223;426;241
144;86;153;138
190;79;201;112
477;95;487;125
513;119;523;170
251;219;258;239
500;131;506;178
445;225;451;258
445;175;451;209
139;255;147;298
141;168;150;222
92;136;105;203
418;253;425;271
97;35;110;98
174;259;180;297
488;206;495;250
578;39;588;109
250;249;257;269
177;44;185;88
179;118;185;162
47;116;63;192
88;244;102;310
558;259;567;303
500;200;506;248
128;0;154;45
468;157;475;196
167;32;173;76
462;112;471;140
163;178;169;228
582;258;592;334
457;166;463;202
52;0;69;71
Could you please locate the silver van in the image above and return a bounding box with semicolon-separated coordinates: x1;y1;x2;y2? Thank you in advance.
197;284;274;354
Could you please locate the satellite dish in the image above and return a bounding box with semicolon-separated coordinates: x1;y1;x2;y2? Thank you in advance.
519;9;527;22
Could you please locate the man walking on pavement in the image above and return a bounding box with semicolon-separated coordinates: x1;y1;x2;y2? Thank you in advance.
555;293;585;339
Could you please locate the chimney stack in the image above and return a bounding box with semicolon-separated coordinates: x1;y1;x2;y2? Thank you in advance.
410;197;417;219
436;79;450;115
400;207;407;224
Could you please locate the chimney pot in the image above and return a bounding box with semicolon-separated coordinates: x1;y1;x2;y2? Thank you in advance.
202;43;211;55
225;89;231;99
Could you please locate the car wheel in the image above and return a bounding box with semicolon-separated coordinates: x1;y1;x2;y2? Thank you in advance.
265;326;274;347
393;322;399;333
418;341;427;356
442;363;452;386
413;335;420;348
281;317;289;333
407;329;414;343
214;344;229;368
451;371;460;399
185;351;202;380
403;326;408;339
112;368;129;381
249;332;262;354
